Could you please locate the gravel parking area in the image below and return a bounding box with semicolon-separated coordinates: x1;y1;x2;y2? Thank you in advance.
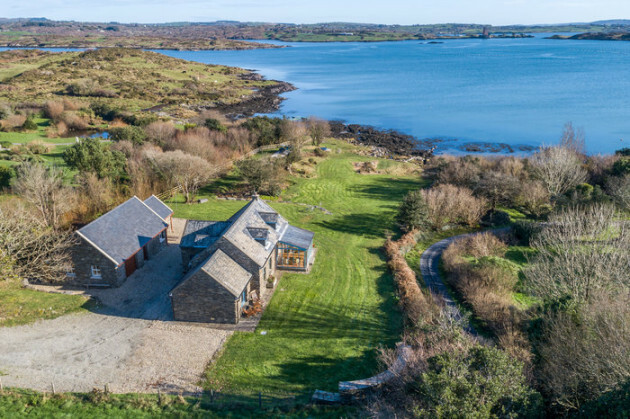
0;243;232;394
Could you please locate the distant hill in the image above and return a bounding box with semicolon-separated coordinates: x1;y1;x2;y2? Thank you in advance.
592;19;630;26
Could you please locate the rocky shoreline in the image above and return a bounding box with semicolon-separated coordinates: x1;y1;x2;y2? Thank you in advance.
329;121;436;158
216;77;296;118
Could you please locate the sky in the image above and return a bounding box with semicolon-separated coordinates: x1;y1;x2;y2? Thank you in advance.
3;0;630;25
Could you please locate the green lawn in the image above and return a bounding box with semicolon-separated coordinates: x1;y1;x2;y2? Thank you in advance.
0;284;90;328
171;140;426;402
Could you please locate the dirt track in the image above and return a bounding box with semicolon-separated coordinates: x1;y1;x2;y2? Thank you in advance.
0;244;231;394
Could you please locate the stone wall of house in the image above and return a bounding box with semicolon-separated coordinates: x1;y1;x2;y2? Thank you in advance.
171;270;249;324
70;235;125;287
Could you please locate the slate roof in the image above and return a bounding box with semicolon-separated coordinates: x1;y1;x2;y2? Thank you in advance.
180;220;231;249
143;195;173;221
77;197;168;265
280;225;315;250
180;197;315;272
220;198;289;266
201;249;252;297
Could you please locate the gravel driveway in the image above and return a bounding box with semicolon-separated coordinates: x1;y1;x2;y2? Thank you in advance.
0;244;231;394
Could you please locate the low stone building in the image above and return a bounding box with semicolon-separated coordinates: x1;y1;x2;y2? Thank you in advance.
172;196;315;324
171;250;252;323
69;196;173;287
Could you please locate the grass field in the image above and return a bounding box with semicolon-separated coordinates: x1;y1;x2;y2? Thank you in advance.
170;140;426;402
0;283;89;328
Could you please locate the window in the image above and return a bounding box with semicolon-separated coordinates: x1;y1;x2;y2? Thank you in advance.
66;266;76;277
159;230;167;243
90;265;102;279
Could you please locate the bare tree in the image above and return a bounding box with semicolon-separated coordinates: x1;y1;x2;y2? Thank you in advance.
606;174;630;211
280;119;308;144
538;293;630;410
148;150;213;203
0;203;76;283
144;121;177;146
524;204;629;305
529;146;587;197
13;162;73;229
516;180;551;218
422;184;487;228
306;116;331;146
559;122;586;155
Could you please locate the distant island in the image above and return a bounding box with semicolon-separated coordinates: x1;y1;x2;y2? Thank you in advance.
2;18;630;49
548;32;630;41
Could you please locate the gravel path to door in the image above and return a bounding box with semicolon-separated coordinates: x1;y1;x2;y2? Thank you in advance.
0;244;231;394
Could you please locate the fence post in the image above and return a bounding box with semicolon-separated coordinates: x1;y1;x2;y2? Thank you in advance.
51;382;55;395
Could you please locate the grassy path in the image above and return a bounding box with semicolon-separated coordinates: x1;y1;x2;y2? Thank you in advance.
172;143;426;402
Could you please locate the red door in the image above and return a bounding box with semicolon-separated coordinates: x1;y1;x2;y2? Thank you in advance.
125;256;137;277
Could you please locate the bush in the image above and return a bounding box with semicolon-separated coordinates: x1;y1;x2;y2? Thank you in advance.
396;190;430;232
0;103;11;119
90;102;121;121
612;158;630;176
422;184;487;229
615;148;630;157
204;118;227;133
1;140;13;149
236;157;280;194
416;346;542;418
144;121;176;146
475;171;521;209
242;116;282;146
43;101;64;121
516;180;551;218
58;111;88;131
313;148;325;157
21;116;38;131
0;166;14;189
122;113;157;127
384;232;431;325
25;141;49;155
512;220;542;246
109;126;147;145
436;155;486;188
63;138;126;179
606;174;630;211
481;209;511;227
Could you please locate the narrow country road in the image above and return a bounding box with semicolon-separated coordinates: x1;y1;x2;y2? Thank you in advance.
419;228;509;337
419;234;477;335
